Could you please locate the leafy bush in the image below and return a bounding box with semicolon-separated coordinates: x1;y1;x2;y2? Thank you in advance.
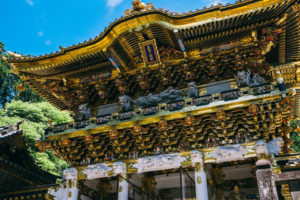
0;100;73;175
290;119;300;153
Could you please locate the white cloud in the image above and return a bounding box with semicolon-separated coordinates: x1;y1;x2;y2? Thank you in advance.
25;0;34;6
37;31;44;37
207;0;226;7
107;0;123;8
45;40;51;45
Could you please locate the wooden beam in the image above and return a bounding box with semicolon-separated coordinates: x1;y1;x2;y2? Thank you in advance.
274;171;300;182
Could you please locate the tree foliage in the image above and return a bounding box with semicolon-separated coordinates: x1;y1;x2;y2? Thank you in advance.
0;100;73;175
0;42;42;108
0;41;72;176
290;119;300;153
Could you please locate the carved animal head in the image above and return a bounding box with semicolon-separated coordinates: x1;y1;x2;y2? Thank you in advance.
113;162;126;175
119;95;131;105
132;0;145;10
267;137;283;155
78;103;89;111
62;168;78;180
188;82;197;89
191;150;203;163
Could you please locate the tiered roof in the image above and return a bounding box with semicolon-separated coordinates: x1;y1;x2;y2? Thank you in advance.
0;123;58;195
4;0;299;112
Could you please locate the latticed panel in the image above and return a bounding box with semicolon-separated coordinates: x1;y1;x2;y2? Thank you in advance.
267;63;298;85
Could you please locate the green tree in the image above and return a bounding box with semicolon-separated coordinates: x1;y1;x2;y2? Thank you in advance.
291;133;300;153
290;119;300;153
0;42;42;107
0;100;73;175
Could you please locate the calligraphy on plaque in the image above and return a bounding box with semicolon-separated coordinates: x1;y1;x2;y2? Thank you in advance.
140;39;160;66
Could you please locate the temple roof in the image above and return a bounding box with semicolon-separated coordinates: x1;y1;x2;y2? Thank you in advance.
4;0;299;112
5;0;294;68
0;123;58;194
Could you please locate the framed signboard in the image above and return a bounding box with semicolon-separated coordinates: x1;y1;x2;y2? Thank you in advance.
139;39;161;66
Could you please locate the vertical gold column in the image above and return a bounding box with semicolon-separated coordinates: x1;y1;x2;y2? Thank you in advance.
281;184;293;200
296;65;300;117
278;15;286;64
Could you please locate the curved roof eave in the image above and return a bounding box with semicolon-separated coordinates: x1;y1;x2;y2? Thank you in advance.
6;0;289;68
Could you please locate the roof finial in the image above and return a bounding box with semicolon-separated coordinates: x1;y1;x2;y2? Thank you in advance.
7;51;23;58
124;0;155;17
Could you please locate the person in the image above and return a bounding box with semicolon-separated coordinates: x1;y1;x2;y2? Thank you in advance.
276;71;286;91
227;185;247;200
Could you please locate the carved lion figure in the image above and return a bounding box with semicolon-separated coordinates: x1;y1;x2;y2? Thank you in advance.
191;150;203;164
249;73;266;87
119;95;132;112
267;137;283;155
113;162;126;175
254;140;268;156
188;82;199;98
234;70;251;87
62;168;78;180
82;164;112;179
255;138;283;156
76;103;91;121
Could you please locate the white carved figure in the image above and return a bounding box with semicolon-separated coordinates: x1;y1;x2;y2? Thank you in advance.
133;153;186;173
63;168;78;180
82;163;112;180
113;162;126;175
254;138;283;156
210;144;248;163
254;140;268;156
191;150;203;164
48;168;79;200
48;186;69;200
267;137;283;155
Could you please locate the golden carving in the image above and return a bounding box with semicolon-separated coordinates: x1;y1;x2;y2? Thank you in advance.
197;176;202;184
195;162;201;172
281;184;292;200
8;0;287;70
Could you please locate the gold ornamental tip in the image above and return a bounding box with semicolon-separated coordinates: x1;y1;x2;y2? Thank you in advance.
7;51;23;58
124;0;155;17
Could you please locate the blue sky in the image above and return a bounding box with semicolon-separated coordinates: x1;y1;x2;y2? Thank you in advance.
0;0;234;56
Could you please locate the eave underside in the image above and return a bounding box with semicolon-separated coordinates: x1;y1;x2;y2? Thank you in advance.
5;0;299;111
